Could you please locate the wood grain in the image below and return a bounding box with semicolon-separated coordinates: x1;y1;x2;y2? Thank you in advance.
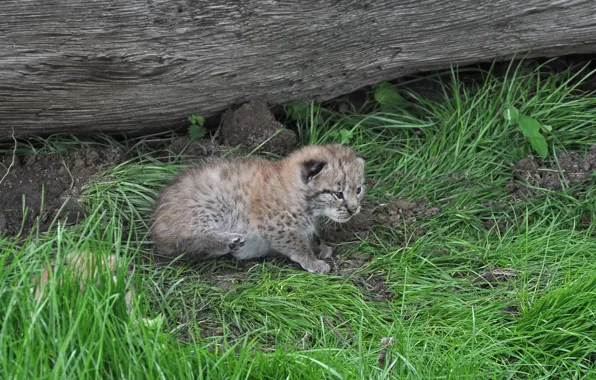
1;0;595;138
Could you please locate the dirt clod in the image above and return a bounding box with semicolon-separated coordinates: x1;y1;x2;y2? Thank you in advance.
0;147;123;236
219;99;298;154
515;157;538;172
508;146;596;196
385;197;438;227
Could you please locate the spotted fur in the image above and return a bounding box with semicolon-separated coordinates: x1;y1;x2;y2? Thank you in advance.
151;144;366;274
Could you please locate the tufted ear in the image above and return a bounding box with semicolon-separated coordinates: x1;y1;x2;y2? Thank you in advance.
301;160;326;183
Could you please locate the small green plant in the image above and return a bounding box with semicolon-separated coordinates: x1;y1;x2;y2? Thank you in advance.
503;105;550;158
187;114;207;139
372;81;406;111
328;127;355;144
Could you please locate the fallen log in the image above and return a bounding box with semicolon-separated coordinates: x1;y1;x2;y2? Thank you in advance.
1;0;595;138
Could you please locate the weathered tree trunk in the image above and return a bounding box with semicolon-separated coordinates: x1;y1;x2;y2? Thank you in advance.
1;0;595;138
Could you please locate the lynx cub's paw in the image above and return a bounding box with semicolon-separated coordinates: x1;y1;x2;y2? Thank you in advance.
319;245;333;259
302;260;331;274
228;234;246;251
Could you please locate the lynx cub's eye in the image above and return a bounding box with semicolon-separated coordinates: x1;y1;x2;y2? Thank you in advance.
356;186;363;196
333;192;344;200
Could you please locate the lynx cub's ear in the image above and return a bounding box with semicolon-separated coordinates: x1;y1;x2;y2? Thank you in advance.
301;160;326;183
357;155;366;165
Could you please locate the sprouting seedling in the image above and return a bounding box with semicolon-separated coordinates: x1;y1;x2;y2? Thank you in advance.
187;114;206;139
503;106;550;158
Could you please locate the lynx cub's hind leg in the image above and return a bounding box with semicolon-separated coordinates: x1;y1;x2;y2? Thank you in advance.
174;230;246;259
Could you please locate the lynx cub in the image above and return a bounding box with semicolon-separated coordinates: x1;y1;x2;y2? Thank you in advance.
151;144;365;274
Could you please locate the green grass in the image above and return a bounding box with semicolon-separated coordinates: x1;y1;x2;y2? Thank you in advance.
2;59;596;378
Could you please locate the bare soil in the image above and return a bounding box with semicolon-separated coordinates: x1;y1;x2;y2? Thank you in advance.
352;273;394;303
323;196;440;245
0;147;123;236
507;146;596;197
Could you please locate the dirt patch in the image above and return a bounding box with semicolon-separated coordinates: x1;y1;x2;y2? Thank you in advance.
333;252;394;303
333;252;372;276
384;197;440;226
483;217;513;233
507;146;596;197
0;147;123;236
323;196;440;245
454;266;518;289
219;99;298;155
353;273;394;302
333;253;394;303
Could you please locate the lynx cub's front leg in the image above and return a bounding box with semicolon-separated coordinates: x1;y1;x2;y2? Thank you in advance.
273;233;330;274
318;244;333;260
311;234;333;259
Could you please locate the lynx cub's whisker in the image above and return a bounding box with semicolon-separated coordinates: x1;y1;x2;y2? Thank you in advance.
151;144;366;274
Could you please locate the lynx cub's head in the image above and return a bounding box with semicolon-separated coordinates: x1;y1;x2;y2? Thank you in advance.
291;144;366;223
